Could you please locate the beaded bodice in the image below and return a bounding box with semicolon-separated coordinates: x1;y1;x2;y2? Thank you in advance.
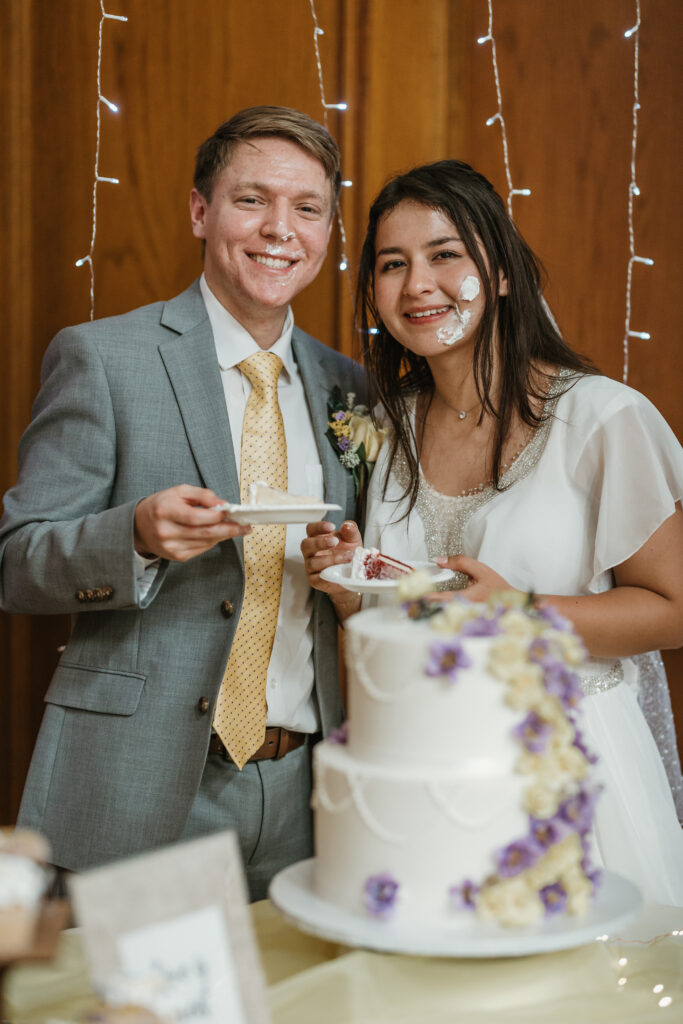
393;373;568;588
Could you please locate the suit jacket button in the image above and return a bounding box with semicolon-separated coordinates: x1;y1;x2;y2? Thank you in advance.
94;588;104;600
104;586;114;599
75;590;85;602
85;589;95;601
220;600;234;618
197;697;210;714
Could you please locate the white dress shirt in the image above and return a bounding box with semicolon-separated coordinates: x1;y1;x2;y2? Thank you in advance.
137;275;323;731
199;274;323;732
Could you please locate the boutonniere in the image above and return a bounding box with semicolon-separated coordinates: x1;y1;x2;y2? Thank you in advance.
325;386;386;500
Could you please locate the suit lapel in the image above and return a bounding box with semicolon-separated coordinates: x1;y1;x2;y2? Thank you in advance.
158;284;241;509
292;330;356;521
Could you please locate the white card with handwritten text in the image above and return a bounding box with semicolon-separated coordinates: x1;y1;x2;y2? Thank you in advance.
69;831;270;1024
118;904;246;1024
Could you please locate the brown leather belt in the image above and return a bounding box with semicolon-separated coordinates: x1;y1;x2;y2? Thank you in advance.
209;727;308;764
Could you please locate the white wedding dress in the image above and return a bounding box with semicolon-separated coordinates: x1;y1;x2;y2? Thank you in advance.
363;372;683;905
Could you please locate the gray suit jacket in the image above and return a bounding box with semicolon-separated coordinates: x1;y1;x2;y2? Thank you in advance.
0;280;365;870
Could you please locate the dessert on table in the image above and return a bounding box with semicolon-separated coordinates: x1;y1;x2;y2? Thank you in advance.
312;578;602;929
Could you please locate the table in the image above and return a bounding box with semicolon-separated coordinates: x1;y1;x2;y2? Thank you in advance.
3;901;682;1023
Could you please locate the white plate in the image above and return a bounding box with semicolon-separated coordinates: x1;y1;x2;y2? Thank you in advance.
269;859;642;958
215;502;341;525
320;559;453;594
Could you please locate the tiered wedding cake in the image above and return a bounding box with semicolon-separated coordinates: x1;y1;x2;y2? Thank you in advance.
312;581;601;928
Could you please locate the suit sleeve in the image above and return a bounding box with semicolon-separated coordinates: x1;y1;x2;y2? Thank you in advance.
0;326;162;614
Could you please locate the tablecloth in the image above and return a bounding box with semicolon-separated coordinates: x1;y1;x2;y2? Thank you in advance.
3;900;682;1023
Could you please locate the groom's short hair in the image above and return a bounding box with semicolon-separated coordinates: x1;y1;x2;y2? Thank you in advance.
194;105;341;210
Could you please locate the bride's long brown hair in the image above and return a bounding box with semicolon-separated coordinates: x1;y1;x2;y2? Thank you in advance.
356;160;597;514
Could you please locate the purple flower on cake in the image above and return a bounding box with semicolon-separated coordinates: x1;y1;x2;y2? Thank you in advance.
528;637;552;663
448;879;480;911
425;640;472;684
529;815;569;850
364;873;399;918
513;711;553;754
542;660;584;710
579;838;603;894
460;614;501;638
540;882;568;915
584;865;603;894
572;725;598;764
496;838;540;877
328;721;349;744
558;786;601;834
536;604;574;633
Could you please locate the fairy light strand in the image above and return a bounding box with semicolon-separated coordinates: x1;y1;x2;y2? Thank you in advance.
75;1;128;320
622;0;654;382
477;0;531;218
596;927;682;1009
308;0;350;274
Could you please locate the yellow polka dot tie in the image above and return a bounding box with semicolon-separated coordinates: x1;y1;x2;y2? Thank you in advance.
213;352;287;769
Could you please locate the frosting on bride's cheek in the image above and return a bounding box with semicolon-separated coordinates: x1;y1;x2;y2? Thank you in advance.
457;275;480;302
436;308;470;346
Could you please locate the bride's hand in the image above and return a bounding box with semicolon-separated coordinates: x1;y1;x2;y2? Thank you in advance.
435;555;516;602
302;520;362;595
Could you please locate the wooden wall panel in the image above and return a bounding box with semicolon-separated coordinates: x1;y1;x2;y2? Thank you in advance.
2;0;681;821
461;0;683;756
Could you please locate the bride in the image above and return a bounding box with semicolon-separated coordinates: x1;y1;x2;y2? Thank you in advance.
303;159;683;906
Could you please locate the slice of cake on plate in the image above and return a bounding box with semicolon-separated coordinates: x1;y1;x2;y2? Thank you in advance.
247;481;321;506
350;546;413;580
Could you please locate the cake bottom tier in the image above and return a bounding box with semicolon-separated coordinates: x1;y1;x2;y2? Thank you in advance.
312;742;529;925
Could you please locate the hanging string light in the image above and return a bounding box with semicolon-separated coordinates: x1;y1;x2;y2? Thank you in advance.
596;928;682;1010
622;0;654;382
477;0;531;219
308;0;350;274
75;1;128;320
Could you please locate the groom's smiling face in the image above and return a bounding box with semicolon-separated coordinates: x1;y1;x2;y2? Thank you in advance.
190;137;333;339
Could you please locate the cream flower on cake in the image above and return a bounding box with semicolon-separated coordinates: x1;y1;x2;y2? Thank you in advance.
396;569;433;602
552;745;591;781
524;781;562;819
431;600;478;635
487;636;534;679
526;835;582;890
498;609;539;642
477;875;544;927
517;748;583;789
562;865;593;915
542;629;586;666
503;669;547;711
546;712;574;746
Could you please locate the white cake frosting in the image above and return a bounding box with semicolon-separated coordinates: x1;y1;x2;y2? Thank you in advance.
247;482;319;505
312;591;601;928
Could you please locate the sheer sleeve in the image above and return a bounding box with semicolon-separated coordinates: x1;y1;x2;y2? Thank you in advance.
570;390;683;591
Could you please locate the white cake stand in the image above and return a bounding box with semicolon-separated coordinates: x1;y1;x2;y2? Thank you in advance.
269;858;642;958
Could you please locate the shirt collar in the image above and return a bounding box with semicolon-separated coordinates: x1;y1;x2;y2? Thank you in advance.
199;273;296;379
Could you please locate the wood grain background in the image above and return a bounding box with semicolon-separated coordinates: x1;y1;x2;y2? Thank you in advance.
2;0;681;821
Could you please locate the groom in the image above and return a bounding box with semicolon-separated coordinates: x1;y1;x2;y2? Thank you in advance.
0;106;364;899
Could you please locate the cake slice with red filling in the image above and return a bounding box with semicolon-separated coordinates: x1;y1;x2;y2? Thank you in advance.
351;546;413;580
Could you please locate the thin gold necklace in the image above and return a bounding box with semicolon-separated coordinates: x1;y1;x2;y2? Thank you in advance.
434;392;483;422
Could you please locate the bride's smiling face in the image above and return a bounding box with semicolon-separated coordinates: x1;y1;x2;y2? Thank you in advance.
373;200;504;358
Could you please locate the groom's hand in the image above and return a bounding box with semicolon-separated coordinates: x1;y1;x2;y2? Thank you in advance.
134;484;251;562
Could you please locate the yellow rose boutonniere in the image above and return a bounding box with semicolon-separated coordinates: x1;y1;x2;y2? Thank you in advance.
326;386;386;500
